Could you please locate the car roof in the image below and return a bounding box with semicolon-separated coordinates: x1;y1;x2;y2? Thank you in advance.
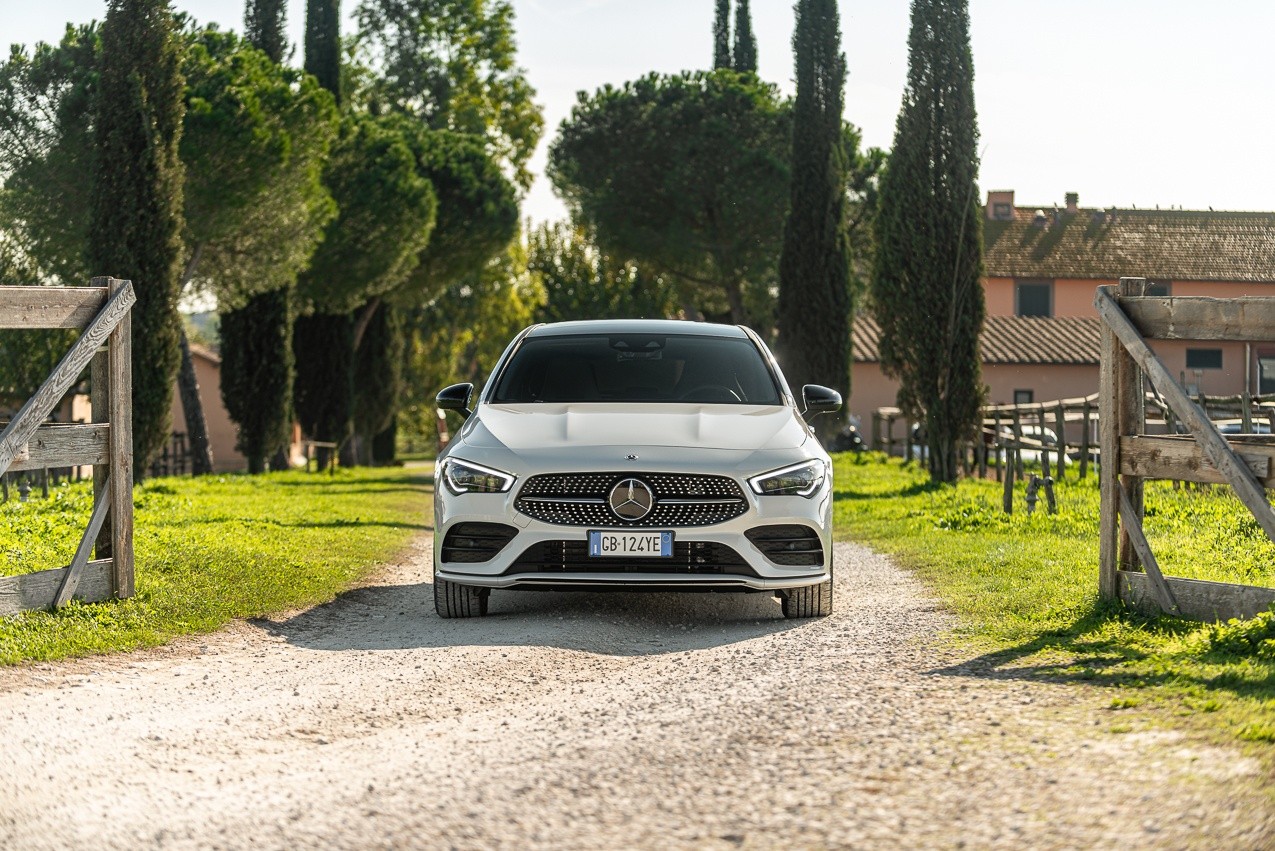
523;319;750;339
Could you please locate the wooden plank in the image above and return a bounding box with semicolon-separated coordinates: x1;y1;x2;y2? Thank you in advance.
7;423;111;473
1098;292;1120;600
53;474;113;607
0;286;108;329
91;342;109;563
0;280;135;478
1117;279;1146;573
1117;482;1179;615
1095;286;1275;547
1123;296;1275;342
0;560;113;615
107;278;134;599
1120;435;1274;485
1119;571;1275;622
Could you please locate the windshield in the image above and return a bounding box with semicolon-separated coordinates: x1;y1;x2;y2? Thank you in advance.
490;333;784;405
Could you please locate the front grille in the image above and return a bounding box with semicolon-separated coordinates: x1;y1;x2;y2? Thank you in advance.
506;540;757;576
441;522;519;563
746;525;824;566
515;472;748;527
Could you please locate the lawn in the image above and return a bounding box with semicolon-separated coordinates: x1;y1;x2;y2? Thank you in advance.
0;468;433;664
833;453;1275;745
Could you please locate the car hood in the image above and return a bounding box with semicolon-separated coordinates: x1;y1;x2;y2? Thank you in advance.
464;403;808;452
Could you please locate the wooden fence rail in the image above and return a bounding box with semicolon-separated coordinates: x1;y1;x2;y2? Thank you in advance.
1098;277;1275;622
0;278;135;615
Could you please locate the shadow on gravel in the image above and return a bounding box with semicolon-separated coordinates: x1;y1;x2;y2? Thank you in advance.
260;580;801;657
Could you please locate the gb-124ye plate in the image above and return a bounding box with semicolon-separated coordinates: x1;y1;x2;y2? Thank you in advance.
588;530;673;558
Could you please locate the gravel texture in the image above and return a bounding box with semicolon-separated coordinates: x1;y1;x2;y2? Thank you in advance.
0;538;1271;849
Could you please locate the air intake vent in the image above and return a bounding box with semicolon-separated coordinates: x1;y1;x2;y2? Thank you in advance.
745;525;824;566
441;522;519;563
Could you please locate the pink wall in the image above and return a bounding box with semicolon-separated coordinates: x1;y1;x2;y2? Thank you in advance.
988;277;1275;320
169;354;247;473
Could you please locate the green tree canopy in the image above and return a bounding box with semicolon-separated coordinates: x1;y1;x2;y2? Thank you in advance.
871;0;985;483
548;70;791;327
244;0;289;64
352;0;543;188
527;222;678;324
713;0;732;68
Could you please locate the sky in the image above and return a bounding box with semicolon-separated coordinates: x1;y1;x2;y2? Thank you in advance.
4;1;1274;223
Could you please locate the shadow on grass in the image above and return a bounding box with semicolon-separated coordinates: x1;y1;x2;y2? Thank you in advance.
152;516;432;532
268;475;434;489
928;602;1275;702
261;579;800;657
834;480;945;502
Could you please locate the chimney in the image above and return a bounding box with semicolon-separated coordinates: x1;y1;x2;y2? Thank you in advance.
986;190;1015;221
1065;192;1079;213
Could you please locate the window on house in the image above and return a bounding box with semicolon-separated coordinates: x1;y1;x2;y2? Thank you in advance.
1186;348;1223;370
1015;281;1052;317
1013;389;1034;404
993;202;1013;220
1145;281;1170;297
1260;357;1275;395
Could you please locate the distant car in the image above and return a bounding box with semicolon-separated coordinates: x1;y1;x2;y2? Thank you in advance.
432;319;841;619
994;424;1067;467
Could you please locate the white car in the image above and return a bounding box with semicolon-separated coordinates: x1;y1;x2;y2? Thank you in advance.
432;320;840;619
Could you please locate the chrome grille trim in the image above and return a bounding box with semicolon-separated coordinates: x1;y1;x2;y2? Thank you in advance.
515;472;749;528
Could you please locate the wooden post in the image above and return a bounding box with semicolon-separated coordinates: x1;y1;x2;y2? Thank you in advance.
885;414;895;458
1079;398;1091;480
1098;286;1121;601
1011;409;1024;479
993;410;1002;482
1117;278;1146;575
1054;403;1067;482
870;412;881;452
904;421;914;463
107;278;133;598
977;422;988;479
1002;454;1015;514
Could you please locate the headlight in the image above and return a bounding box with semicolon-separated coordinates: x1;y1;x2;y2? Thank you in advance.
442;458;515;494
748;460;827;497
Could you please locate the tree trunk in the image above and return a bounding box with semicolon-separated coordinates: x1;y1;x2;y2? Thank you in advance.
177;328;215;475
724;280;747;325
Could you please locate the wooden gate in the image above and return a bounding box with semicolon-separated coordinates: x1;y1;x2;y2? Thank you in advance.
1097;277;1275;621
0;277;135;614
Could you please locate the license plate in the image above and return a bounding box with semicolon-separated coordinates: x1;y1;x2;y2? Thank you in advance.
588;530;673;557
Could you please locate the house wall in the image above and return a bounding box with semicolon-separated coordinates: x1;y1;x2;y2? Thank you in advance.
988;277;1275;320
169;354;246;473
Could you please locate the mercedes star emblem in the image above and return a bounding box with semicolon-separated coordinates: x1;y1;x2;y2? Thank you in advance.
626;454;639;460
608;477;654;521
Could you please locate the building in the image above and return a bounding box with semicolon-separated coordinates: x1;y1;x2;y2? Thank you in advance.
168;343;246;473
849;192;1275;423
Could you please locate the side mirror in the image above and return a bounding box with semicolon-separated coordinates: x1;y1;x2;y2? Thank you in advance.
801;384;842;418
437;383;475;419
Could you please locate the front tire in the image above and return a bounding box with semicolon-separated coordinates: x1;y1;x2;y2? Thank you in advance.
434;574;489;618
781;579;832;618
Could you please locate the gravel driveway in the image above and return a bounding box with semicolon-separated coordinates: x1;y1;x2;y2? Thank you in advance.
1;539;1270;849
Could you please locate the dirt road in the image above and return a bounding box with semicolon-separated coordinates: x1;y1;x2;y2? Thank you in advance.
1;539;1270;849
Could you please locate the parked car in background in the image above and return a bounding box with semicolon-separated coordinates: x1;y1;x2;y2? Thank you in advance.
433;320;841;619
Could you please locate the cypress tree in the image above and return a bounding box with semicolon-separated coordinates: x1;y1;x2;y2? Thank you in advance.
713;0;732;69
733;0;757;73
220;0;299;472
871;0;985;484
305;0;342;104
776;0;852;440
294;0;352;468
88;0;186;473
352;302;405;465
220;287;294;472
245;0;288;64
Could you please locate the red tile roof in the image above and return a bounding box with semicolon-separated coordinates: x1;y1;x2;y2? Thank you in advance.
984;207;1275;282
853;314;1100;366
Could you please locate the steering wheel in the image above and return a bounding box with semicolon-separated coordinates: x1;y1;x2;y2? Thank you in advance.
679;384;742;402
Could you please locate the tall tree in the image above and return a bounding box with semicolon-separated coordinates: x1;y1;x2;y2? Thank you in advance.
713;0;732;68
776;0;852;437
550;71;791;328
305;0;342;103
733;0;757;73
352;0;543;188
871;0;985;484
88;0;186;472
245;0;288;63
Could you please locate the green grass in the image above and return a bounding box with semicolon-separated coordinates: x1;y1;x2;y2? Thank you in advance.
833;453;1275;746
0;468;433;664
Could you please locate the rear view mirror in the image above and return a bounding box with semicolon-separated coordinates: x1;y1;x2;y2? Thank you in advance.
801;384;842;418
437;383;474;419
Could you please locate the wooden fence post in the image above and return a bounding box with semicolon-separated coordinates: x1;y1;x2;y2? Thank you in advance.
107;278;133;598
1054;403;1067;481
1117;279;1146;576
1079;397;1091;480
1098;287;1121;600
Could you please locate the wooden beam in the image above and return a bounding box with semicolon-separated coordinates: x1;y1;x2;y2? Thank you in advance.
106;277;134;599
7;423;110;473
1098;299;1120;600
1117;482;1179;615
1123;296;1275;342
0;286;108;329
1119;571;1275;622
53;474;112;607
0;560;113;615
0;280;135;478
1095;286;1275;547
1120;435;1275;485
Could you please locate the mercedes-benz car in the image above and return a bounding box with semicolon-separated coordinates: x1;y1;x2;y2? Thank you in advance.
432;319;840;619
